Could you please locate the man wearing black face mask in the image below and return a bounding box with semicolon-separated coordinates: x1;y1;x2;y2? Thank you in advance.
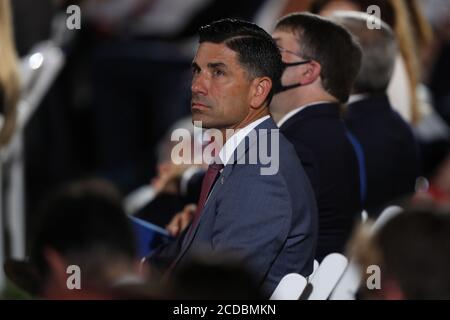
270;13;363;261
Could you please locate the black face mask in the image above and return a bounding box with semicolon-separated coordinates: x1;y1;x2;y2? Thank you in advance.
274;60;311;94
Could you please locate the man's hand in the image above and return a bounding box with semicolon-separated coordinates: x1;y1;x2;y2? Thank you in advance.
151;163;195;195
166;204;196;237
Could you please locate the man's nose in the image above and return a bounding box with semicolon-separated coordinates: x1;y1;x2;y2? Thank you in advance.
191;74;207;95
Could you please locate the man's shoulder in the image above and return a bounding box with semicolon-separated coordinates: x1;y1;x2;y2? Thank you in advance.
283;115;349;151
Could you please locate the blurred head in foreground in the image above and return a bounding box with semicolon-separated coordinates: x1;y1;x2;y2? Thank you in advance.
8;179;150;299
350;208;450;299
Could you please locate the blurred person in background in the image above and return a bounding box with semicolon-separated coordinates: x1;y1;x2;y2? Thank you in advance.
129;116;207;228
350;208;450;299
270;12;362;261
5;179;146;299
309;0;433;126
0;0;20;147
168;253;264;300
309;0;449;183
331;12;420;217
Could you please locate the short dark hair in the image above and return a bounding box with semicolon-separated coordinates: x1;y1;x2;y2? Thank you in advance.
31;179;136;283
171;253;264;299
276;13;362;103
198;18;283;103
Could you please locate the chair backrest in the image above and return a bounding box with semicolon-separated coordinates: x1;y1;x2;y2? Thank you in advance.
307;253;348;300
270;273;307;300
371;205;403;233
308;259;320;281
361;210;369;223
329;261;361;300
329;205;404;300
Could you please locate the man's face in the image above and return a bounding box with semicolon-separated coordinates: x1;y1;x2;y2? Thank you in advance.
191;42;253;130
271;29;305;108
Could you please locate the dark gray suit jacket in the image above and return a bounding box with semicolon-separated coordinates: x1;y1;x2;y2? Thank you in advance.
150;117;318;295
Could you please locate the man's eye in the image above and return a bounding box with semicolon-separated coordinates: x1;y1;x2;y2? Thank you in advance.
213;69;225;77
192;68;200;74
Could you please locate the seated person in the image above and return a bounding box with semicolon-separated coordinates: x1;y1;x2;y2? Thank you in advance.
331;12;420;217
5;179;148;299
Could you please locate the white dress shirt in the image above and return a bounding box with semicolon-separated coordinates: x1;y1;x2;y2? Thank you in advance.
218;115;270;165
277;101;330;127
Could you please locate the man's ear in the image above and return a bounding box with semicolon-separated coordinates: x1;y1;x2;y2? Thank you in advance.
299;61;321;86
250;77;272;109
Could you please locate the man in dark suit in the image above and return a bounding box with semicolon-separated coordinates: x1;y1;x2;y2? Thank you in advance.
332;12;420;217
149;19;317;295
270;13;363;261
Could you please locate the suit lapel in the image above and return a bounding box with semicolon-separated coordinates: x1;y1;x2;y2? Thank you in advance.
170;118;276;269
171;164;233;268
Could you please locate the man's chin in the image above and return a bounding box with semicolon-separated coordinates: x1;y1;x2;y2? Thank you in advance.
192;115;210;128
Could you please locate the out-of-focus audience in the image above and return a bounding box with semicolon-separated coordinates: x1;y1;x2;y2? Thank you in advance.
132;117;206;228
6;179;146;299
168;253;264;300
0;0;20;147
331;11;420;217
310;0;433;125
270;13;363;261
350;208;450;299
307;0;450;178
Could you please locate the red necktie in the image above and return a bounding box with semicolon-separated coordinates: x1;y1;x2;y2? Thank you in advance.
164;163;224;278
187;162;224;237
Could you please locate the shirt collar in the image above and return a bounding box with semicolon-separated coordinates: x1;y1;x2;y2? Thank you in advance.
348;94;369;104
218;115;270;165
277;101;330;127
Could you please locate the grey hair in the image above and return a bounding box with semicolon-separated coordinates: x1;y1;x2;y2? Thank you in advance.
331;11;398;94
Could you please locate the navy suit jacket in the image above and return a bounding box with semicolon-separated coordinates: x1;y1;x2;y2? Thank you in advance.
150;117;318;295
345;94;420;216
279;103;362;261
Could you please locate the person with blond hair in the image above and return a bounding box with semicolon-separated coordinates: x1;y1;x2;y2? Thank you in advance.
0;0;20;147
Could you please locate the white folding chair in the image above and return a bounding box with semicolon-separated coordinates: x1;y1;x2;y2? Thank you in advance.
329;205;404;300
124;185;156;214
307;253;348;300
270;273;307;300
371;205;403;233
308;259;320;281
329;261;361;300
0;41;65;291
361;210;369;223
